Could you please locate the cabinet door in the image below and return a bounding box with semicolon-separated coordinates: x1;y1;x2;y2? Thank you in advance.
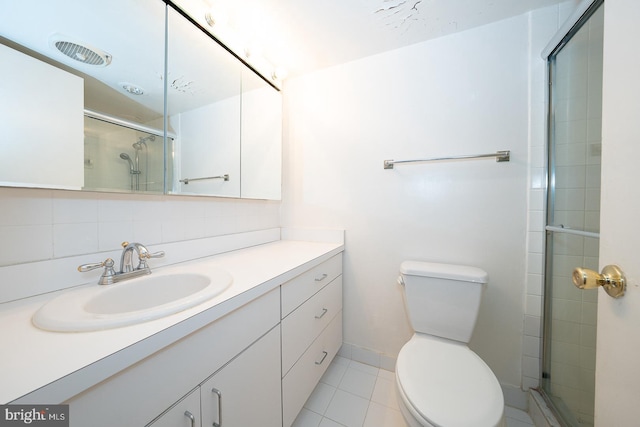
147;387;200;427
201;327;281;427
0;43;84;190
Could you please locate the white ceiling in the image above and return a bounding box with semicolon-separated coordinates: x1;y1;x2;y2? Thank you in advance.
200;0;574;78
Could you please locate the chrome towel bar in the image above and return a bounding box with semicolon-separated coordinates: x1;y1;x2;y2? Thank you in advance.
179;174;229;184
383;150;510;169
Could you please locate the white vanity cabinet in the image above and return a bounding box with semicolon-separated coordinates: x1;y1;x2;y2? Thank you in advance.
66;288;280;427
58;249;344;427
149;326;281;427
201;327;282;427
281;254;343;426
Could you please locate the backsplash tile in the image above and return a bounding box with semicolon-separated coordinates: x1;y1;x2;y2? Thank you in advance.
0;187;281;302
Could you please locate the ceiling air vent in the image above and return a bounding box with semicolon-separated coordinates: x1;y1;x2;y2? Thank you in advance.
51;35;112;67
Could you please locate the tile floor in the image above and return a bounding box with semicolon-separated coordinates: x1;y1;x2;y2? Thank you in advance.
292;356;535;427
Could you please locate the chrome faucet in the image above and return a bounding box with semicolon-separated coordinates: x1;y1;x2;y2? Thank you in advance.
78;242;165;285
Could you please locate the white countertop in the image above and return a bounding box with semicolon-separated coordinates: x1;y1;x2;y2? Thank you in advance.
0;239;343;404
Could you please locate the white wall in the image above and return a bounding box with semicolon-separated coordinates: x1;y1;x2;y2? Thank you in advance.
596;0;640;424
282;13;539;387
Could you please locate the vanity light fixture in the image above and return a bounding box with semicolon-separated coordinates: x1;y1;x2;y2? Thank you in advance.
204;8;228;29
201;7;285;87
271;67;288;82
204;11;216;27
121;83;144;95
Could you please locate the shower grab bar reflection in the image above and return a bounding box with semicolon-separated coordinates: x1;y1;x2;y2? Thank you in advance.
545;225;600;239
180;174;230;184
383;150;510;169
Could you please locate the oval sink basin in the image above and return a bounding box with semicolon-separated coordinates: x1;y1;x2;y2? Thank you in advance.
33;269;232;332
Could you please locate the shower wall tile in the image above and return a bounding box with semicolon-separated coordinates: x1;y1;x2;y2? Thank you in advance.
528;232;544;253
555;142;586;166
555;119;586;143
551;279;582;302
553;188;585;211
530;167;546;189
524;336;542;358
530;145;546;168
581;302;597;326
527;253;543;275
551;319;580;344
530;189;545;211
528;210;545;232
526;295;543;316
524;315;542;337
527;274;543;296
523;355;541;379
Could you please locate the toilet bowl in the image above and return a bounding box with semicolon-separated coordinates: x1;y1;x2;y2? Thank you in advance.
396;261;505;427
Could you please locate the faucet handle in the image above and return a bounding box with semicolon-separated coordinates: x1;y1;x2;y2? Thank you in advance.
137;250;165;269
144;251;165;259
78;258;115;272
78;258;117;285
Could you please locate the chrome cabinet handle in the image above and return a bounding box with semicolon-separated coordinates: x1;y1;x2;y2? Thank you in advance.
315;273;328;282
315;308;328;319
212;388;222;427
315;351;328;365
184;411;195;427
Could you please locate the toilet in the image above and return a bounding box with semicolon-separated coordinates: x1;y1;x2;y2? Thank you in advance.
395;261;505;427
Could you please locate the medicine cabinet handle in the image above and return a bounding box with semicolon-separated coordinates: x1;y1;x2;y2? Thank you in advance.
184;410;195;427
315;273;328;282
212;387;222;427
315;308;328;319
572;264;626;298
315;351;329;365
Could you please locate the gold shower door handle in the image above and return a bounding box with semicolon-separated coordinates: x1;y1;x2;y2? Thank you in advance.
572;265;626;298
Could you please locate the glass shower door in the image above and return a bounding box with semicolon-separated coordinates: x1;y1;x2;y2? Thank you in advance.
542;2;603;426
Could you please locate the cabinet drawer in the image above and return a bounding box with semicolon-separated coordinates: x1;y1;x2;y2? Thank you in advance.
281;254;342;318
282;311;342;427
282;276;342;376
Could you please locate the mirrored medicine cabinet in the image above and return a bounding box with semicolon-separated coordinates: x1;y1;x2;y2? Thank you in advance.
0;0;282;200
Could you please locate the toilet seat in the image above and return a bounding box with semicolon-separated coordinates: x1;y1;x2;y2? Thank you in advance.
396;334;504;427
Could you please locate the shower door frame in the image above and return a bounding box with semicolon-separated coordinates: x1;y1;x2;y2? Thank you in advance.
541;0;604;425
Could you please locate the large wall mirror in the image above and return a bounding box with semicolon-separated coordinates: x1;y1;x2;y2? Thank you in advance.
0;0;282;200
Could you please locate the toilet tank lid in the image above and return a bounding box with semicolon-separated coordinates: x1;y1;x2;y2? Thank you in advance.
400;261;488;283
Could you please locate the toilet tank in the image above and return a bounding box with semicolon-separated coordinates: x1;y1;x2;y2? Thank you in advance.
400;261;488;343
